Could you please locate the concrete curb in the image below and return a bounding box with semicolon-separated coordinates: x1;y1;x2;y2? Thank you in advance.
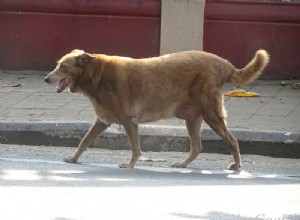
0;121;299;158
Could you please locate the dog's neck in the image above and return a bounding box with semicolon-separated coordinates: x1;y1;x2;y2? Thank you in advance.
70;57;111;100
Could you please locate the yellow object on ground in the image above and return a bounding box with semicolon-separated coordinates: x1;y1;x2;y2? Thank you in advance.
224;89;259;97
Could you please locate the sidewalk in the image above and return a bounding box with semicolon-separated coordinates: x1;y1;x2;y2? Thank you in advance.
0;71;299;157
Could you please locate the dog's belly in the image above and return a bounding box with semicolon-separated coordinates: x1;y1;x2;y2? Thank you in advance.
137;100;197;123
90;95;197;125
175;101;197;120
137;110;173;123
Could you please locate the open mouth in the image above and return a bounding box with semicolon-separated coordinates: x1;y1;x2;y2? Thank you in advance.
56;78;70;93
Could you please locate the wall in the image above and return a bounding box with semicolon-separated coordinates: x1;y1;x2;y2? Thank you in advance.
0;0;300;78
0;0;161;70
204;0;300;79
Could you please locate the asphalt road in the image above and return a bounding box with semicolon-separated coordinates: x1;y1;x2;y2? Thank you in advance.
0;144;300;220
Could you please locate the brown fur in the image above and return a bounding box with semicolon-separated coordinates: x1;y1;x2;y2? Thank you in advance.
44;49;269;170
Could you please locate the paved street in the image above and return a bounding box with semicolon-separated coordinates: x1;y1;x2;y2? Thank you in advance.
1;144;300;220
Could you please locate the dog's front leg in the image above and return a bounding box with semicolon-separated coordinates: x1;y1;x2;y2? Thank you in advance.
64;118;110;163
119;119;142;168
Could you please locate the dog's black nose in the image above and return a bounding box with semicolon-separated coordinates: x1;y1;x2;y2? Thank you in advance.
44;77;50;83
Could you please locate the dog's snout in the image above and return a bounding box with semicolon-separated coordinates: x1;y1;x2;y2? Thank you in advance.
44;76;50;83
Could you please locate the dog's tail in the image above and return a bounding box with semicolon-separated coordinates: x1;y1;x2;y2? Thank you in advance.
229;50;270;85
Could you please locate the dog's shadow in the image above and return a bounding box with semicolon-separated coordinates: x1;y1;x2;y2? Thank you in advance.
47;161;285;187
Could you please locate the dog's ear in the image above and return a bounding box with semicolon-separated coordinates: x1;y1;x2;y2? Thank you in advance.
71;49;85;54
77;53;95;66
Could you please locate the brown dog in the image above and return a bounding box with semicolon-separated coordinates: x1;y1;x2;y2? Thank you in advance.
44;49;269;170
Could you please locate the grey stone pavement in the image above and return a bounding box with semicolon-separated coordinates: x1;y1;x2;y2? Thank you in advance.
0;71;299;156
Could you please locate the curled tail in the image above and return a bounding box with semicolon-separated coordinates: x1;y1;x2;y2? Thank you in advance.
229;50;270;85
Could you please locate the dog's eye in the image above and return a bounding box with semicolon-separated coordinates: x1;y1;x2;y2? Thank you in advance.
60;64;67;70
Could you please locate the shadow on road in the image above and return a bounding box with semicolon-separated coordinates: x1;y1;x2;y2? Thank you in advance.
1;157;299;187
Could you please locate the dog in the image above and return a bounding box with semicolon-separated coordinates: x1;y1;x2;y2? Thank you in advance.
44;49;269;170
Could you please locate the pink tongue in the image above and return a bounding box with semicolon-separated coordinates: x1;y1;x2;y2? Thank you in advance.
56;78;69;93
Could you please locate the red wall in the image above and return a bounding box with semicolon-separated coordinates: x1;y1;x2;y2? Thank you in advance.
0;0;300;78
204;0;300;79
0;0;161;70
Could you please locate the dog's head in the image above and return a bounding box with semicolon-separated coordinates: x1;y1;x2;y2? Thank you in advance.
44;49;95;93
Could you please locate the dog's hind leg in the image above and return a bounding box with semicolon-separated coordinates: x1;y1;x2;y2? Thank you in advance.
172;116;203;168
202;101;242;171
64;118;109;163
119;118;142;168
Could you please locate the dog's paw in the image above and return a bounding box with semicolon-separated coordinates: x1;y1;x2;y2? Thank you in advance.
228;163;241;171
64;155;78;163
171;162;187;168
119;163;134;169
